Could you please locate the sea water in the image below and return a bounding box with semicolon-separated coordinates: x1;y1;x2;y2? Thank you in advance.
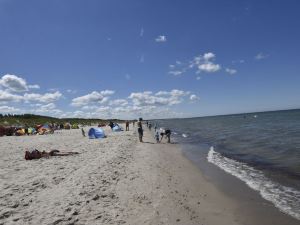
153;109;300;220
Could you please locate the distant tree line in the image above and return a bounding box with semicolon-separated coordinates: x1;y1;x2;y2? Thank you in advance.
0;114;130;126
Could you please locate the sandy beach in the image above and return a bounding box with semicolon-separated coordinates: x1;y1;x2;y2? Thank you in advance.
0;125;299;225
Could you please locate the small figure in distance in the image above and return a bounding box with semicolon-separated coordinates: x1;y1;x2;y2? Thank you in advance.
137;118;143;142
81;127;86;137
160;128;165;142
155;131;160;143
165;129;171;143
126;120;130;131
108;121;114;130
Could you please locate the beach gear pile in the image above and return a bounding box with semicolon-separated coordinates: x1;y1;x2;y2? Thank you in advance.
72;124;79;129
0;122;82;137
36;124;52;135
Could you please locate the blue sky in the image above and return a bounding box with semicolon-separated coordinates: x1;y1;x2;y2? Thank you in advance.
0;0;299;119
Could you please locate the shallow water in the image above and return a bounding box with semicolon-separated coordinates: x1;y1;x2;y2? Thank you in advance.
153;109;300;220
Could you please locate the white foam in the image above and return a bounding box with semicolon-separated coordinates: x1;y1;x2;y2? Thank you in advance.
207;147;300;220
182;133;188;138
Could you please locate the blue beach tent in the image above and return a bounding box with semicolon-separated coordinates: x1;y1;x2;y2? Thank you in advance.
88;128;105;139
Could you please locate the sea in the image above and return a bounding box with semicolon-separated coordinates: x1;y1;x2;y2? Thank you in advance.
153;109;300;220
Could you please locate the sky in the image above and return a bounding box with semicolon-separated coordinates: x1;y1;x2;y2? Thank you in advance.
0;0;300;119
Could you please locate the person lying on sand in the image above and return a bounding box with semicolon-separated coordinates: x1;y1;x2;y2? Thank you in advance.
25;149;79;160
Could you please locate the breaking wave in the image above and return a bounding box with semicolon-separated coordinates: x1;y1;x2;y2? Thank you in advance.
207;147;300;220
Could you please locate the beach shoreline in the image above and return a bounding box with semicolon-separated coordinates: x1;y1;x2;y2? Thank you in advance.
0;124;299;225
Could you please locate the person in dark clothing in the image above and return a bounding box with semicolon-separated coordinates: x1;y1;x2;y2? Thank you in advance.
24;125;29;136
165;129;171;143
81;128;86;137
108;121;114;130
137;118;143;142
126;121;130;131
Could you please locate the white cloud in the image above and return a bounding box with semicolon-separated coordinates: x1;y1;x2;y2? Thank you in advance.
81;105;99;110
24;91;62;103
169;71;183;76
197;52;221;72
169;52;221;76
0;74;28;92
196;76;201;80
203;52;215;61
28;84;40;89
225;68;237;75
198;62;221;73
232;59;245;64
129;89;189;107
155;35;167;42
140;27;144;37
67;89;77;94
255;52;269;60
190;94;200;101
0;105;20;113
109;99;128;106
96;106;111;113
32;103;63;115
0;90;23;102
40;103;56;110
71;90;115;107
100;90;115;95
0;74;41;92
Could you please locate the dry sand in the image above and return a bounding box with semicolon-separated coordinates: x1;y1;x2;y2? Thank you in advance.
0;125;297;225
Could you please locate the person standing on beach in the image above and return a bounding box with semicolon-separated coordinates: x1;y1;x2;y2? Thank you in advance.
108;121;114;130
159;128;165;142
81;128;86;137
24;124;29;136
165;129;171;143
137;118;143;142
126;120;129;131
155;131;160;143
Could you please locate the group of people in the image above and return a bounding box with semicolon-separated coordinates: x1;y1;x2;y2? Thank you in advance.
24;119;170;160
155;128;171;143
137;119;171;143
